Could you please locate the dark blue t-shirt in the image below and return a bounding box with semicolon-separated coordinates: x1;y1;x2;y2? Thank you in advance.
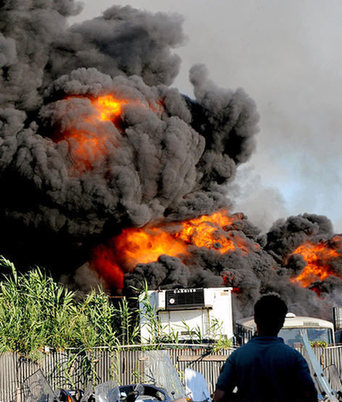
216;336;317;402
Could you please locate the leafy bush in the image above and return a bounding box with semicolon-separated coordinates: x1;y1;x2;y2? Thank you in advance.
310;340;327;348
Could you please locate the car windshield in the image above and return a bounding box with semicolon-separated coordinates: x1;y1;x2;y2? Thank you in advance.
279;328;332;347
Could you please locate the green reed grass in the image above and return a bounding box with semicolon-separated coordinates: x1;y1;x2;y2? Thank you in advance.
0;256;231;359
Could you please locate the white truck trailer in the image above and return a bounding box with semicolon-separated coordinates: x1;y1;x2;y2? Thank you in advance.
139;287;234;343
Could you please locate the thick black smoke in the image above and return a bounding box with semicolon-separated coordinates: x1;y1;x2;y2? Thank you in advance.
0;1;256;266
1;1;341;319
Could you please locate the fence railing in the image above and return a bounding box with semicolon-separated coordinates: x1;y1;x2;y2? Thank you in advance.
1;345;341;402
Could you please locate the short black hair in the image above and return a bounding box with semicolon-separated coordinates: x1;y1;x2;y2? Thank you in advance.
254;294;288;332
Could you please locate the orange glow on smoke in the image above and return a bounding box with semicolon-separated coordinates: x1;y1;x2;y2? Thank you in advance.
291;237;342;287
66;129;106;171
91;210;259;289
56;94;149;172
91;244;125;290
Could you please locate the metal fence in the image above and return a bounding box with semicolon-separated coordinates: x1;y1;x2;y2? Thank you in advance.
0;345;341;402
0;346;232;402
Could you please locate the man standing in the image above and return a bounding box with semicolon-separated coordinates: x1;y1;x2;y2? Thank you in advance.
214;294;318;402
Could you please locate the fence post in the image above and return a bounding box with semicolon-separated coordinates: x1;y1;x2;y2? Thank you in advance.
15;386;21;402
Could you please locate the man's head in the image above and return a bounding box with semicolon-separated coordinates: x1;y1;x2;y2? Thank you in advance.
254;294;288;336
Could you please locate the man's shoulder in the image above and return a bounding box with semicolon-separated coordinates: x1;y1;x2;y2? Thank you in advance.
232;337;303;356
277;341;306;357
227;337;265;357
272;338;300;352
275;340;297;350
266;339;308;364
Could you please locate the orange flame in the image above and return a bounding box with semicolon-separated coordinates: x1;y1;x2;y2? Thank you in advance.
177;211;256;254
291;237;342;287
91;225;189;288
92;95;128;121
91;210;258;288
114;226;189;268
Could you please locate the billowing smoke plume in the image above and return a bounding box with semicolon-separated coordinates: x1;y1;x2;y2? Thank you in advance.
1;1;341;319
